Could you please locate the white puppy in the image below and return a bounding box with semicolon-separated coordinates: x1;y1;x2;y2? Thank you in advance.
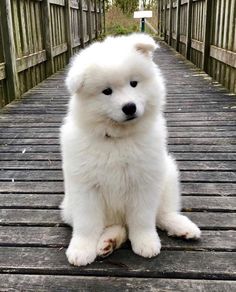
60;33;201;266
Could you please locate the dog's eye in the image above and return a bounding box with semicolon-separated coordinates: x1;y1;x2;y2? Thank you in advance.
102;88;113;95
130;81;138;88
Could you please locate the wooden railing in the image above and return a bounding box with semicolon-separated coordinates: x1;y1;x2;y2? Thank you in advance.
158;0;236;93
0;0;105;107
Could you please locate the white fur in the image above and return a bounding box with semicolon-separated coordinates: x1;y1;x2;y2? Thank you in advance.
60;33;201;266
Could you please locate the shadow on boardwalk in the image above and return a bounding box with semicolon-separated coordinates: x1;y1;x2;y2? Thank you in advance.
0;42;235;291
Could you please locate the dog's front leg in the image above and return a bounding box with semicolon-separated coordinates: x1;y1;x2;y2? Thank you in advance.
65;184;104;266
126;194;161;258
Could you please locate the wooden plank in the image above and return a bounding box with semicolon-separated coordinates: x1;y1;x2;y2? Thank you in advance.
0;193;62;208
0;0;20;101
210;45;236;68
79;0;85;48
16;51;47;73
0;169;235;182
0;152;234;162
0;275;235;292
49;0;65;6
180;34;186;44
3;134;232;145
0;181;64;193
202;0;212;71
185;0;192;58
42;0;54;75
72;38;80;48
98;0;103;34
0;144;234;154
168;0;173;45
175;0;181;51
70;0;79;9
1;126;235;137
94;0;98;39
52;43;68;57
1;226;235;251
0;181;235;196
163;1;167;41
191;39;203;52
1;111;235;122
0;247;235;279
65;0;73;58
0;209;235;229
87;0;92;43
0;63;6;80
0;193;235;212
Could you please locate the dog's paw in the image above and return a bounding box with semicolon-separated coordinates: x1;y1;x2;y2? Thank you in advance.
66;237;96;266
168;219;201;239
158;213;201;239
97;225;127;257
131;232;161;258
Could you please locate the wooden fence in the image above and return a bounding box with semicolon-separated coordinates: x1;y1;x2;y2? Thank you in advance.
0;0;105;107
158;0;236;93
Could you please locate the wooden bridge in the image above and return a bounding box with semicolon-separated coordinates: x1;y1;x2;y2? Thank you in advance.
0;42;235;290
0;0;236;290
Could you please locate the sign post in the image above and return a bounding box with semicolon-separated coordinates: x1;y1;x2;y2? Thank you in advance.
133;11;152;32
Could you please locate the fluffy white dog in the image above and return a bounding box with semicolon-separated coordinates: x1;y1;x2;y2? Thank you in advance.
60;33;201;266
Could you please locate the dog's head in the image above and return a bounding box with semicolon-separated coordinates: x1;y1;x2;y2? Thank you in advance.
66;33;166;138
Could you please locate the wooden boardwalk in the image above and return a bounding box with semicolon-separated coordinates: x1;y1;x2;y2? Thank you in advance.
0;42;235;291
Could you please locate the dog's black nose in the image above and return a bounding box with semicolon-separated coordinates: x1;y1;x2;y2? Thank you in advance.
122;103;136;116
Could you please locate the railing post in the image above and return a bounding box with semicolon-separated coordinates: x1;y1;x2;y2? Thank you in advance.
65;0;73;59
87;0;92;42
0;0;20;101
168;0;173;45
185;0;192;59
164;1;167;42
98;0;102;35
157;0;161;36
79;0;85;48
175;0;181;51
94;0;98;39
202;0;211;72
42;0;54;76
102;0;105;34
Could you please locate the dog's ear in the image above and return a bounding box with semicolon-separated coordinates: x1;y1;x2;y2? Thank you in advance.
66;55;85;94
133;34;159;56
66;72;84;94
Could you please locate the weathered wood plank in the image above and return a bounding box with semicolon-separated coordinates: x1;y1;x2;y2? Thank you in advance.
0;160;235;171
49;0;65;6
210;45;236;68
0;63;6;81
1;137;235;145
0;0;20;101
0;274;235;292
0;194;235;212
0;247;235;279
1;226;235;251
0;182;234;196
0;209;235;229
1;130;236;139
0;152;235;162
16;51;47;73
52;43;68;58
42;0;54;75
0;144;235;153
0;169;235;183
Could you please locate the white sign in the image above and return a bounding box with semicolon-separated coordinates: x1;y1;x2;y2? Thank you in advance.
133;11;152;19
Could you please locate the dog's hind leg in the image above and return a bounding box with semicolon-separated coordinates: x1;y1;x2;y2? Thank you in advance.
156;155;201;239
96;225;127;257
